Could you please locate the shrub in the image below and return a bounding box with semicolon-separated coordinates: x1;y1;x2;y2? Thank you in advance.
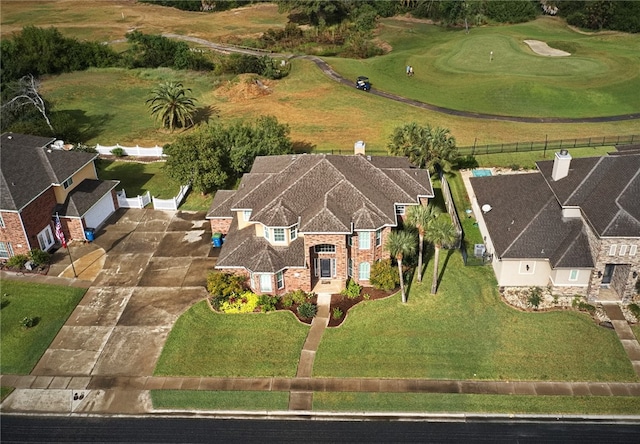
508;163;520;171
455;155;479;170
527;287;543;310
332;307;343;320
280;292;294;308
297;302;317;319
111;147;125;157
207;272;246;309
628;303;640;320
7;254;28;269
257;294;278;312
341;279;362;299
29;248;50;266
572;297;596;315
21;316;38;328
219;291;259;314
363;293;371;300
370;259;399;291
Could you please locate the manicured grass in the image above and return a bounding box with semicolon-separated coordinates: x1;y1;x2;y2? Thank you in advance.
97;159;211;211
313;253;636;382
329;17;640;118
632;324;640;343
444;171;483;256
313;393;640;415
154;301;309;377
474;146;613;169
151;390;289;411
1;387;15;401
0;280;86;374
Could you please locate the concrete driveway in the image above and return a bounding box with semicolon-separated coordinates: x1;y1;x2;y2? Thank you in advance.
33;209;217;378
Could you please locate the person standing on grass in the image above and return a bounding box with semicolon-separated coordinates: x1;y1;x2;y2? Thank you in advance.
409;66;414;76
406;65;410;76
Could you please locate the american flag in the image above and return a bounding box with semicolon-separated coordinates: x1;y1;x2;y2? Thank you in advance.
55;215;67;248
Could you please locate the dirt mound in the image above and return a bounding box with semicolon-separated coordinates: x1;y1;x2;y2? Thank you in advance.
216;75;273;102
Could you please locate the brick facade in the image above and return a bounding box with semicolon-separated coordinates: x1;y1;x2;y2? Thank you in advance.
210;218;232;235
20;189;58;252
0;211;29;256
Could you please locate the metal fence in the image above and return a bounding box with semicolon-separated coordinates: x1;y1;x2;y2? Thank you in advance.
438;169;462;249
459;134;638;156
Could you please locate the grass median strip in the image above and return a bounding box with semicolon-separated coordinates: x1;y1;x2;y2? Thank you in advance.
151;390;289;411
313;392;640;415
0;280;86;374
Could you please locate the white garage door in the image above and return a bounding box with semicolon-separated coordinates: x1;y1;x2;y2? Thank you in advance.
84;193;115;229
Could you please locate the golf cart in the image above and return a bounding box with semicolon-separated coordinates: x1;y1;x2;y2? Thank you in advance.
355;76;371;91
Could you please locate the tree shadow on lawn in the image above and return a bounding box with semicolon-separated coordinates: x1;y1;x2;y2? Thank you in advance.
436;248;456;292
97;160;155;196
193;105;219;125
292;140;316;154
54;109;114;142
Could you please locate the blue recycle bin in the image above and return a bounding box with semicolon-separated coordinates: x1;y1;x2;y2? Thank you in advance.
84;228;95;242
212;232;223;247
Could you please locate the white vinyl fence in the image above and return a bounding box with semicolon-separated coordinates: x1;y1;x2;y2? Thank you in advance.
96;144;165;157
117;190;151;209
152;185;191;211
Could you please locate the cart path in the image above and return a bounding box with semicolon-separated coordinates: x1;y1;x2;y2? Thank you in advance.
163;33;640;124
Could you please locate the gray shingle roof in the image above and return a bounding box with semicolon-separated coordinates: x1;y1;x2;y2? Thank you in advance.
226;154;433;232
206;190;237;218
537;154;640;237
1;133;97;211
55;179;119;217
470;173;593;268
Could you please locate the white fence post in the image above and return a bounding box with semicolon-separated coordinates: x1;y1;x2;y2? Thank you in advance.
95;143;166;157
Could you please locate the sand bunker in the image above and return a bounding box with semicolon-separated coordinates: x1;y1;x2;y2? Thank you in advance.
524;40;571;57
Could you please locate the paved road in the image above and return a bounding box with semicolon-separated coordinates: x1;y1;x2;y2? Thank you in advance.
163;34;640;124
3;415;640;443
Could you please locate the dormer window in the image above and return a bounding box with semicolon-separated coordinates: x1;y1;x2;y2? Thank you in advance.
62;178;73;189
242;210;252;221
396;205;405;215
264;226;270;240
290;225;297;241
273;228;285;242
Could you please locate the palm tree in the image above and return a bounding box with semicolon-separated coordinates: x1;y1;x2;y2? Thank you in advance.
406;204;441;283
425;218;459;294
385;230;417;304
146;82;197;132
387;123;458;173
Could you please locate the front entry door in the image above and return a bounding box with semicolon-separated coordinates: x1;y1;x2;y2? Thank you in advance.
320;259;331;278
602;264;615;285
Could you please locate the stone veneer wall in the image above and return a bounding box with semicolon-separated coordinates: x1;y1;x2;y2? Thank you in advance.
587;236;640;303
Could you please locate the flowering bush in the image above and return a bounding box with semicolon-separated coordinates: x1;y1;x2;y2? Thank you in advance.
219;291;259;314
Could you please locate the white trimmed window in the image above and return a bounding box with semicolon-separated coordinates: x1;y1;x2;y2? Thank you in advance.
276;271;284;289
619;245;628;256
375;228;382;247
259;274;272;293
569;270;579;281
0;214;4;228
0;242;13;259
608;245;616;256
359;262;370;280
630;245;637;256
242;210;252;221
62;177;73;189
358;232;370;250
347;235;353;247
273;228;285;243
264;226;270;240
290;225;297;241
396;205;406;215
348;258;353;277
315;244;336;253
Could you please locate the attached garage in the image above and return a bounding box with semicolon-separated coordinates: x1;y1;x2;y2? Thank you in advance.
84;191;116;229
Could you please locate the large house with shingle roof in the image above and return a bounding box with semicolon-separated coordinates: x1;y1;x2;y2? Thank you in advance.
0;133;119;259
207;153;434;294
470;150;640;303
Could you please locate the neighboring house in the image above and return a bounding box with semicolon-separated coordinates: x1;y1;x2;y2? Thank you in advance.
0;133;119;258
207;152;434;295
470;150;640;303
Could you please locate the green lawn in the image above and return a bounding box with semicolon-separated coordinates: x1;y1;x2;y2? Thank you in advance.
313;253;636;382
0;280;86;374
313;393;640;415
1;386;14;401
151;390;289;411
154;301;309;377
329;17;640;118
474;146;613;169
97;159;211;211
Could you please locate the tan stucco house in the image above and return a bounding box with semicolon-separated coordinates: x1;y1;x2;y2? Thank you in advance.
470;150;640;303
207;153;433;295
0;133;119;258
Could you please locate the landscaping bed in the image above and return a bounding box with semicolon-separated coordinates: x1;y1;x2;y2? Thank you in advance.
327;287;396;327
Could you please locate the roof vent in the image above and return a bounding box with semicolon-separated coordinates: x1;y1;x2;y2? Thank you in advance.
51;140;64;150
481;204;492;213
7;135;12;140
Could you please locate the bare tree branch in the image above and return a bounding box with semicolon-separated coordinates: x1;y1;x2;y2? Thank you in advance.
1;74;53;131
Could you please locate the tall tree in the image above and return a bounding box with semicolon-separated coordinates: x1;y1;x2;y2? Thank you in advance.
424;218;458;294
387;123;458;173
146;82;197;132
384;230;417;304
406;203;441;283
